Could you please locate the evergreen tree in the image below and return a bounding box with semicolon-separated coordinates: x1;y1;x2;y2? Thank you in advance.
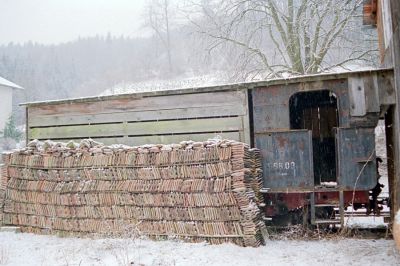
0;114;23;141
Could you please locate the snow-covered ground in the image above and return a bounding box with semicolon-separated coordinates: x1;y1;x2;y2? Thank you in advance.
345;215;387;228
0;232;398;266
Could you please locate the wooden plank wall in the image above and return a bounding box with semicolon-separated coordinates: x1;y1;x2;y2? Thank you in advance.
27;90;251;146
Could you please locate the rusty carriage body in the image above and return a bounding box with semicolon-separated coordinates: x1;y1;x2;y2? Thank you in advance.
23;68;395;226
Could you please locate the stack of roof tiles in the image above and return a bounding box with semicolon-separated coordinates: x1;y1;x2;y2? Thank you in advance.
0;138;265;247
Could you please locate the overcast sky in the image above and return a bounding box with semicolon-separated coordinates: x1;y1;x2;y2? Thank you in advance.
0;0;148;45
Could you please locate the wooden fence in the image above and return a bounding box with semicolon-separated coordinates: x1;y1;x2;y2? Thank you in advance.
26;90;250;146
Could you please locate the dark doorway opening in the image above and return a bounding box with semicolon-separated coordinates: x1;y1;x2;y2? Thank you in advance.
384;107;395;221
289;90;339;185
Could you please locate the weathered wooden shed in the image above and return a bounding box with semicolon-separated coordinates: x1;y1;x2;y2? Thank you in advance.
22;68;395;224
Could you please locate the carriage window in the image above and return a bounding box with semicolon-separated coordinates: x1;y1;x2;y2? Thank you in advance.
289;90;339;185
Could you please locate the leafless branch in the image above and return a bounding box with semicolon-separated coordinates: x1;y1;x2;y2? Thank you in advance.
184;0;378;79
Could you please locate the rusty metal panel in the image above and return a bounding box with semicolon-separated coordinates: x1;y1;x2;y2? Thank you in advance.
255;130;314;191
336;127;376;190
253;104;289;132
252;86;292;133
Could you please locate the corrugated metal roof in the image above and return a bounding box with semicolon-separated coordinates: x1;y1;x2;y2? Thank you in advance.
0;76;24;90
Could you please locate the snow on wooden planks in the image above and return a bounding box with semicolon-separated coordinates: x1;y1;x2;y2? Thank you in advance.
0;138;265;247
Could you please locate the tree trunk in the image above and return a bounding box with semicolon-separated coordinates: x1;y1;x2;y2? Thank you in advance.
164;0;173;74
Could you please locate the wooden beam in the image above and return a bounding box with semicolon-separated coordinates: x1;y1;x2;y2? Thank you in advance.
28;105;246;127
390;0;400;216
28;91;246;116
348;76;367;117
29;117;243;140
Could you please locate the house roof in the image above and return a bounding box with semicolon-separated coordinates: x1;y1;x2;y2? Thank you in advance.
0;76;24;90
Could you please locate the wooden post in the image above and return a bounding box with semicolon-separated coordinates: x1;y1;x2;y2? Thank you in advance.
390;0;400;214
25;107;29;145
339;190;344;227
310;192;316;225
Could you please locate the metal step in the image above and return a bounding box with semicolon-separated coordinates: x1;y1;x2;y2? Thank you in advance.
311;190;344;226
342;211;390;217
315;204;339;207
314;219;341;224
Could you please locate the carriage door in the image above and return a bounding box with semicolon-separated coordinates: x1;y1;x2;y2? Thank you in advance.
255;130;314;191
289;90;339;186
336;127;377;190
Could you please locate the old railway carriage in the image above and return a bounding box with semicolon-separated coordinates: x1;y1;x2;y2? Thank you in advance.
23;68;395;225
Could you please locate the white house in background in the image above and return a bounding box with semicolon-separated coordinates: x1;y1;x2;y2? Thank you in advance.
0;76;23;131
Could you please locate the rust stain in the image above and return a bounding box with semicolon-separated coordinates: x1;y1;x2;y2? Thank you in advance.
275;135;288;148
269;86;280;97
298;140;305;151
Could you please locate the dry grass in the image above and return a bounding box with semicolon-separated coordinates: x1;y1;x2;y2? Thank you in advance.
105;222;145;266
266;223;392;242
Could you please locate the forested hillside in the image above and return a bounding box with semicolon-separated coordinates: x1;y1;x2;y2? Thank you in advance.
0;0;379;125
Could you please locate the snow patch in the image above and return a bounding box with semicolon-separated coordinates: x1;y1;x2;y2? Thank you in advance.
319;181;337;188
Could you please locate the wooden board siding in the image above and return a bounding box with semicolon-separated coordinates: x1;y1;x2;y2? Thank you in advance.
28;91;244;116
28;105;247;127
27;90;251;145
52;132;241;147
29;117;243;139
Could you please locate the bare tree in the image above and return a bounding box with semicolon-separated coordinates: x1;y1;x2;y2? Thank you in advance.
144;0;174;74
184;0;378;79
